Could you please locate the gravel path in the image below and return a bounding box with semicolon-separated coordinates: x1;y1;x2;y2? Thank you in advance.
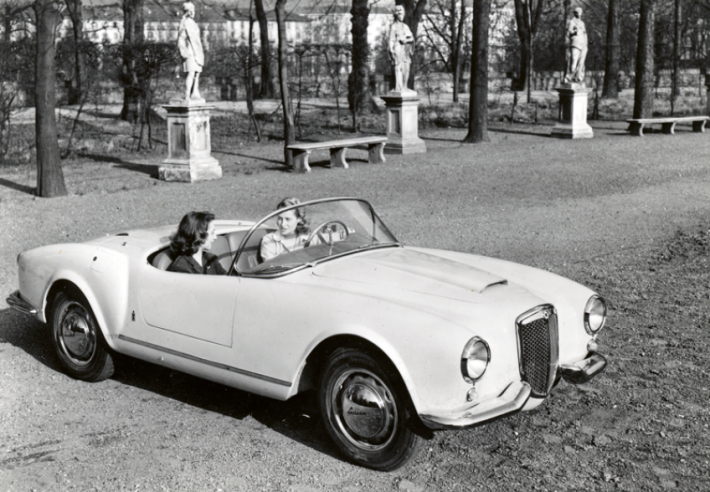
1;121;709;491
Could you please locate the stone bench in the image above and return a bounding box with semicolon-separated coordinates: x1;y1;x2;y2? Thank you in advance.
626;116;710;137
288;136;387;173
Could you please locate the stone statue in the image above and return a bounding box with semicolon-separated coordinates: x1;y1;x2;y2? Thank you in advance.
178;2;205;102
564;7;588;85
388;5;415;93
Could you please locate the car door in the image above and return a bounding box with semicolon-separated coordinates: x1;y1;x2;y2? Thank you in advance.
132;266;240;355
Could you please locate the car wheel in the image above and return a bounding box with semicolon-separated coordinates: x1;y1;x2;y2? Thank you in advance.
51;290;114;382
319;348;424;471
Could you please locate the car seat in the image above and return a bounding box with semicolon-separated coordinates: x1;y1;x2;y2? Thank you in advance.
235;228;271;271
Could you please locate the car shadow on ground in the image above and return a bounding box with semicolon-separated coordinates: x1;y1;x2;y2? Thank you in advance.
0;307;343;463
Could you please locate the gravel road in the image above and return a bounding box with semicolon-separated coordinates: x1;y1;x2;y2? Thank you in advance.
1;122;709;491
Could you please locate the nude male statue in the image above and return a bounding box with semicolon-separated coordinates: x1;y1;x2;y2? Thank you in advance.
564;7;588;85
388;5;415;92
178;2;205;101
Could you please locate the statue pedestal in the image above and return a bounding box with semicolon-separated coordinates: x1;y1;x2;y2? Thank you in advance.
551;85;594;139
381;92;427;154
160;103;222;182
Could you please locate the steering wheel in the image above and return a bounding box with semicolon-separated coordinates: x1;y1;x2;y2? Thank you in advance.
306;220;350;247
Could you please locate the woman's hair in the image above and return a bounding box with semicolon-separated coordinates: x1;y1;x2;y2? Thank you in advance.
276;197;309;235
170;211;215;256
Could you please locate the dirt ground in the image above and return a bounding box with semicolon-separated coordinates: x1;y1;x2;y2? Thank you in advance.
1;119;709;491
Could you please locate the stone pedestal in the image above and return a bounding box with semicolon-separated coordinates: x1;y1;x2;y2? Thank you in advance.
160;102;222;182
381;92;427;154
551;85;594;139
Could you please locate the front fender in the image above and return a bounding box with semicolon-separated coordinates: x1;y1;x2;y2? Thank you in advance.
23;245;131;349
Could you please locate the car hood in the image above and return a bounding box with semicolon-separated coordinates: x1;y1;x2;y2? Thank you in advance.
312;248;512;302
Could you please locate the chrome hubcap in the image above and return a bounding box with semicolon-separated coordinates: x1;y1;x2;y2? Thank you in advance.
57;302;96;366
332;371;397;450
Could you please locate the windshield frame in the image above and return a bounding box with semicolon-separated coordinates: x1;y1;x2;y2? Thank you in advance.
229;197;399;278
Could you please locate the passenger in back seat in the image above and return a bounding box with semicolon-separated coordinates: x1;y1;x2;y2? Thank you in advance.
167;211;227;275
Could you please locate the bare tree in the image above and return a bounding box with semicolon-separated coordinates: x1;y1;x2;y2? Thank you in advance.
633;0;655;119
254;0;276;98
120;0;145;122
34;0;67;197
464;0;490;143
63;0;83;105
319;43;350;134
0;2;33;163
246;4;262;141
512;0;545;100
422;0;469;101
350;0;375;131
671;0;681;113
602;0;620;99
275;0;295;167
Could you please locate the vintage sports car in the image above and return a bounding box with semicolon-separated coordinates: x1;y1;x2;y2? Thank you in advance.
8;197;608;470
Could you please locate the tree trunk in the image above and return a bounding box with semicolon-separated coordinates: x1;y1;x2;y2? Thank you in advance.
464;0;490;144
400;0;428;91
602;0;620;99
254;0;275;99
512;0;544;98
349;0;373;130
3;5;11;43
275;0;294;167
64;0;83;105
633;0;655;119
671;0;681;113
246;8;261;142
34;0;67;197
452;0;466;102
120;0;144;122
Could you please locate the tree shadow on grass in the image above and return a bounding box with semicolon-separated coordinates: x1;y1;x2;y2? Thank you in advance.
80;153;159;178
0;307;342;463
0;177;36;195
213;149;283;166
489;126;552;137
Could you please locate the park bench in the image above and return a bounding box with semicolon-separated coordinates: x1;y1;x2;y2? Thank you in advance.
626;116;710;137
288;136;387;173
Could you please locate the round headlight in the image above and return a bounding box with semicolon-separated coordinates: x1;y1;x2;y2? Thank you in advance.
584;295;607;334
461;337;490;383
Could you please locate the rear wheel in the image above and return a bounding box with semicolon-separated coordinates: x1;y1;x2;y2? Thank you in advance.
51;290;114;382
319;348;424;471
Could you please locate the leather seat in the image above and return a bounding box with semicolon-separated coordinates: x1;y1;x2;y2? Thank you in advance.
235;228;271;271
152;249;174;270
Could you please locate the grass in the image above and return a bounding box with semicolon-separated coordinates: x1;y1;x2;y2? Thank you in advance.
1;86;707;173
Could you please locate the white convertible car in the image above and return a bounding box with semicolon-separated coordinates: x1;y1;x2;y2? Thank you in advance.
8;197;607;470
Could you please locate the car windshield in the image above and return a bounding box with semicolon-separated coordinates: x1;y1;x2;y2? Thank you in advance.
235;198;399;276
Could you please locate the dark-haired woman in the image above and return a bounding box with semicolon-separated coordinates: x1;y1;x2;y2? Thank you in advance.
260;197;316;261
167;211;226;275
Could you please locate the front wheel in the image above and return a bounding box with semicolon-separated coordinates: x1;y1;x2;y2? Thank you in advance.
319;348;424;470
51;290;114;382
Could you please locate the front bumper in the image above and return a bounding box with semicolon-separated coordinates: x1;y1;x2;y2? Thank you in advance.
6;290;37;317
420;380;532;430
559;352;607;384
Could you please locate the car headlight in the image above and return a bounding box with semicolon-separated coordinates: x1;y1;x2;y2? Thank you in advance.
584;295;607;335
461;337;490;383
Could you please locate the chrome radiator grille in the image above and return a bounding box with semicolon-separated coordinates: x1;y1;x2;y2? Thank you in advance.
516;305;559;398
